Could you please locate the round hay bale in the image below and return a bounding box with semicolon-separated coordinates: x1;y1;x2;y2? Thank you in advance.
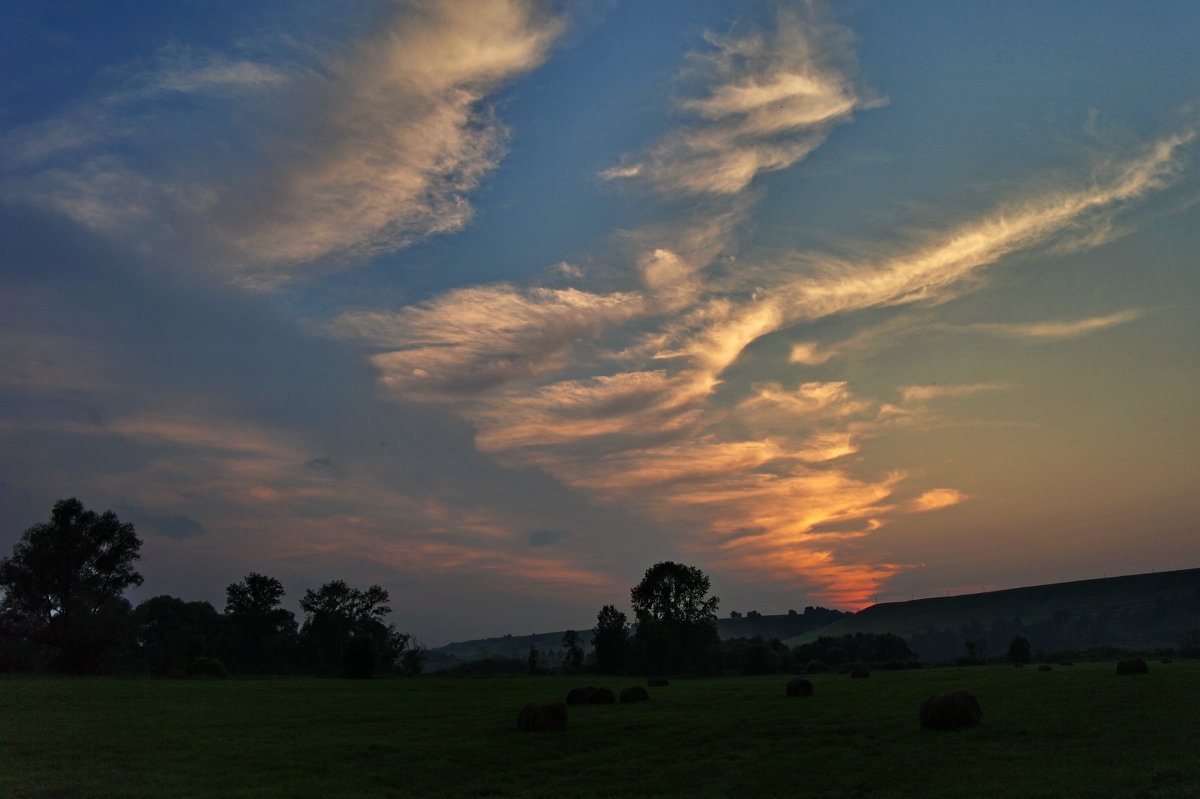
620;685;649;703
785;678;813;697
850;668;870;679
1037;664;1053;672
590;687;616;704
919;691;982;731
566;687;592;706
1116;658;1148;675
647;677;669;687
517;701;568;732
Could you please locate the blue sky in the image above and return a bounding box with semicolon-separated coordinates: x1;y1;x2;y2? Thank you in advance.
2;0;1198;644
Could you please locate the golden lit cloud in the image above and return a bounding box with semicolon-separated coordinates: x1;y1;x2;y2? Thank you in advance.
909;488;969;513
604;7;873;195
971;309;1146;340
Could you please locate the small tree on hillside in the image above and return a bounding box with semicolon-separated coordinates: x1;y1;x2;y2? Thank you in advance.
561;629;584;673
1007;635;1032;666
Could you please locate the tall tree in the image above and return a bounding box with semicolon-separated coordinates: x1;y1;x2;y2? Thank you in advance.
630;561;720;676
592;604;630;674
0;498;142;672
223;572;297;673
299;580;407;677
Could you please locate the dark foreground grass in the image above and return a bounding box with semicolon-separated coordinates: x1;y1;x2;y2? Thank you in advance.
2;661;1197;798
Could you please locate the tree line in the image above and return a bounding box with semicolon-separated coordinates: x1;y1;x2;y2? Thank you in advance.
0;498;424;677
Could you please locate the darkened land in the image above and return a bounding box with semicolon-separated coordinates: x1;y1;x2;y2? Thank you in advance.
3;662;1197;798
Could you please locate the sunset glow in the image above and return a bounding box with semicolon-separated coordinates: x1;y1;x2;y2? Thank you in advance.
2;0;1197;643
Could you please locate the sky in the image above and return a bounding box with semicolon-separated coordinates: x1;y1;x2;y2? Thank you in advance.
2;0;1198;646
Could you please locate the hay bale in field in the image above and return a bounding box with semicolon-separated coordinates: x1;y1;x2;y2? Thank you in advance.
850;668;870;679
566;687;593;705
919;691;982;731
1059;661;1074;666
620;686;649;703
590;687;615;704
517;701;568;732
1116;658;1148;675
1037;664;1053;672
785;678;813;697
647;677;669;687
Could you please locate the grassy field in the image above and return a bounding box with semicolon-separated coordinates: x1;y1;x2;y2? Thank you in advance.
2;662;1197;798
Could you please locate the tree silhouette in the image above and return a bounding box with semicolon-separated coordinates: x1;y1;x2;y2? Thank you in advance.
133;595;221;675
630;561;719;675
592;604;629;674
1007;634;1032;666
299;580;407;677
561;629;584;673
224;572;297;673
0;498;142;672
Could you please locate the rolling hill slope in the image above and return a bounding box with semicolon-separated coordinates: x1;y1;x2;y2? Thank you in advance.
783;567;1200;661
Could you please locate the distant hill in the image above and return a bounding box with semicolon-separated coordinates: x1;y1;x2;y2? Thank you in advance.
783;567;1200;661
425;606;848;670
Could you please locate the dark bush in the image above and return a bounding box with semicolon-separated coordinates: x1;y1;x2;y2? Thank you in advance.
187;656;228;679
648;677;669;687
341;635;378;678
591;687;615;704
566;687;593;706
785;678;813;697
1116;658;1148;675
850;668;870;679
919;691;982;731
517;701;568;732
620;685;649;703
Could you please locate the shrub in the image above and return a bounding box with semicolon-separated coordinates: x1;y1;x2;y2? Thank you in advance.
187;657;228;680
341;635;378;678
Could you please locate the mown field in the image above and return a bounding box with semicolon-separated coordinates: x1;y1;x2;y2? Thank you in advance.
2;661;1196;798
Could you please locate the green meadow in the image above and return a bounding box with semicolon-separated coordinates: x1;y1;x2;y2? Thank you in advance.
2;662;1196;799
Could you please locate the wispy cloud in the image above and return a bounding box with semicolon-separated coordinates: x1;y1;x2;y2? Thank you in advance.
603;6;874;195
4;0;566;284
971;309;1146;340
220;0;566;278
331;19;1196;606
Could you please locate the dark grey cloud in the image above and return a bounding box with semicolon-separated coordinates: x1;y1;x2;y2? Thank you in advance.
529;529;570;548
119;506;206;539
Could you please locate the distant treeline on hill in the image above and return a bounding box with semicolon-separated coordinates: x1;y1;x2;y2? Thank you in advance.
5;499;1197;678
